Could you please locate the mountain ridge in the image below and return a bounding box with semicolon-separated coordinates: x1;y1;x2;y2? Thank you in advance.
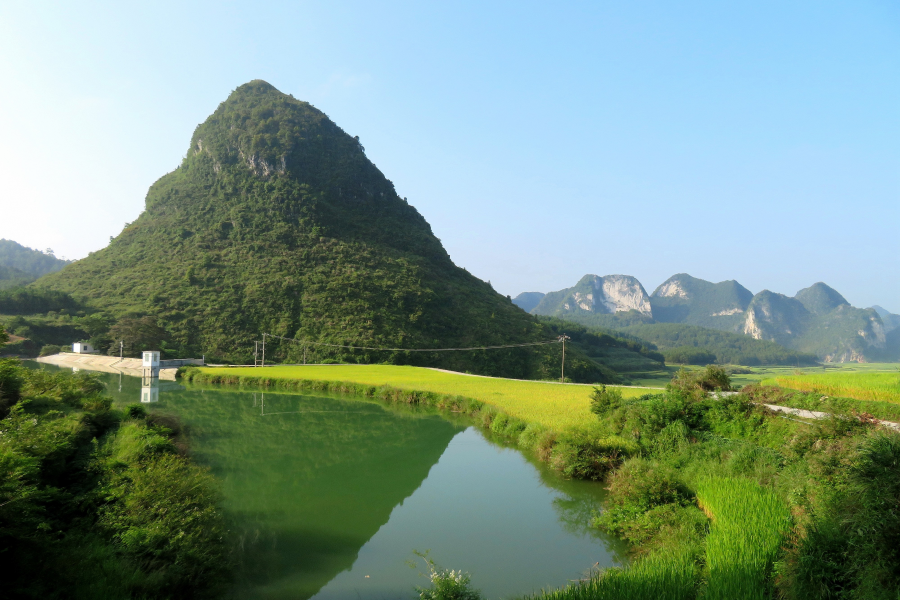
521;273;898;363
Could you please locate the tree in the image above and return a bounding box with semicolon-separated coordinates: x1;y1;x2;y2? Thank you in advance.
107;316;169;357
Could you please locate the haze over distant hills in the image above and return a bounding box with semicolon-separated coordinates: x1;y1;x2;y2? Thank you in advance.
0;240;70;290
516;274;900;363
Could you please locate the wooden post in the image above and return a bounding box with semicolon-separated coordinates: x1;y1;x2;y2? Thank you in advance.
559;334;570;383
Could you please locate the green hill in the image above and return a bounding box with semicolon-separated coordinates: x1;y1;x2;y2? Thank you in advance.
512;292;545;313
532;309;816;366
0;239;70;277
0;264;34;290
871;305;900;334
31;81;614;380
650;273;753;330
794;282;849;315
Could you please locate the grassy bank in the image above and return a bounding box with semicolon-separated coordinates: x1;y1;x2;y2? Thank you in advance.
0;360;228;599
194;365;653;429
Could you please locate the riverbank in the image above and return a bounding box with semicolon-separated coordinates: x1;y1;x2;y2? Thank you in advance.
190;365;655;430
183;364;900;599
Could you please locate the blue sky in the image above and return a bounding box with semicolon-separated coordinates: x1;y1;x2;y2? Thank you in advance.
1;1;897;311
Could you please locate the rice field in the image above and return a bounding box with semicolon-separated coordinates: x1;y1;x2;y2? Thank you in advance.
765;370;900;404
696;477;792;600
197;365;651;429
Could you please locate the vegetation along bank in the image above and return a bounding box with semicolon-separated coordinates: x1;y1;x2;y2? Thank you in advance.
184;364;900;599
0;360;228;599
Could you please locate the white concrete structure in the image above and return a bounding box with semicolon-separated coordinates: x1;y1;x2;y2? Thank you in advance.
142;351;160;369
72;342;96;354
141;381;159;403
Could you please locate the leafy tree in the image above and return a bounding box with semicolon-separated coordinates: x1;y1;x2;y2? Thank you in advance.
107;316;169;357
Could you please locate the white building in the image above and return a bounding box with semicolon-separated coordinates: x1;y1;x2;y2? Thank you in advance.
72;342;96;354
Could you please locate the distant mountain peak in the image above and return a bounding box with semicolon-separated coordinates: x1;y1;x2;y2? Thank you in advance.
512;292;545;313
532;274;652;317
794;282;849;315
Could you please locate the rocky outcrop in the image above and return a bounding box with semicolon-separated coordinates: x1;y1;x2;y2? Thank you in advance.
593;275;653;315
531;274;652;317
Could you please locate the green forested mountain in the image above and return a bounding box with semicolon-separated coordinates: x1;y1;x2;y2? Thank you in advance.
742;287;893;362
32;81;613;380
650;273;753;330
794;282;849;315
521;273;898;364
512;292;545;313
0;264;34;290
0;239;70;277
872;305;900;334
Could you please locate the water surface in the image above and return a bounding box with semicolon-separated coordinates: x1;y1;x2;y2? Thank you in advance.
35;365;626;599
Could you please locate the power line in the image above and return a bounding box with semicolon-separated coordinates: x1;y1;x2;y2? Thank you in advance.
262;333;561;353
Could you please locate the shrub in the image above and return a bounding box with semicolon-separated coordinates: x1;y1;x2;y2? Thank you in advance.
38;344;63;357
551;429;636;480
590;385;624;416
669;365;733;395
413;553;483;600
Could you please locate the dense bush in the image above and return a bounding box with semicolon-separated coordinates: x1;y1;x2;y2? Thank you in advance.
0;363;228;598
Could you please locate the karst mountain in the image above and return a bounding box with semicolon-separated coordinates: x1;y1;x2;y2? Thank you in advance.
518;274;899;363
36;80;569;376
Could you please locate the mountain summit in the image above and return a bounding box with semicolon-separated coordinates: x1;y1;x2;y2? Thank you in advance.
37;81;553;373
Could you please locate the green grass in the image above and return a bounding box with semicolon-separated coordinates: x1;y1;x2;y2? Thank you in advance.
763;369;900;404
519;549;697;600
629;362;900;390
696;477;792;600
198;365;652;429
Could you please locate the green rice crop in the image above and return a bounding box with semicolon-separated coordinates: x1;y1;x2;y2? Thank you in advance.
197;365;650;429
519;548;697;600
765;371;900;405
696;477;791;600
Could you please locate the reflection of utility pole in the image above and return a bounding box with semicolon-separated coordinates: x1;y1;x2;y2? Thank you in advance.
558;334;571;383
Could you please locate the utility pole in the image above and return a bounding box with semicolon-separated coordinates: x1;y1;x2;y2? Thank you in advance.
303;344;307;365
254;341;259;367
558;334;571;383
119;340;123;359
261;333;266;368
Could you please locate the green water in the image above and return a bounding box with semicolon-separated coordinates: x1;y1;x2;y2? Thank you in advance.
39;365;627;599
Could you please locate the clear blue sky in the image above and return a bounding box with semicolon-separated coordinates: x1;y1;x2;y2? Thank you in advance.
1;1;897;312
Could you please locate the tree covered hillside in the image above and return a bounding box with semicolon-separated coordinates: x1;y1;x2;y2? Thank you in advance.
34;81;600;379
0;239;70;278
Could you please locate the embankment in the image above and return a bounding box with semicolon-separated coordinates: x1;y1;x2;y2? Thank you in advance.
36;353;189;380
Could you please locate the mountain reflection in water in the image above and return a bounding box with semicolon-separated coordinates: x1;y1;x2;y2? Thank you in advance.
30;364;626;599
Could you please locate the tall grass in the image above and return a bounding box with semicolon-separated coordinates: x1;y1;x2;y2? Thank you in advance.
520;549;697;600
195;364;650;429
696;477;791;600
768;371;900;404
